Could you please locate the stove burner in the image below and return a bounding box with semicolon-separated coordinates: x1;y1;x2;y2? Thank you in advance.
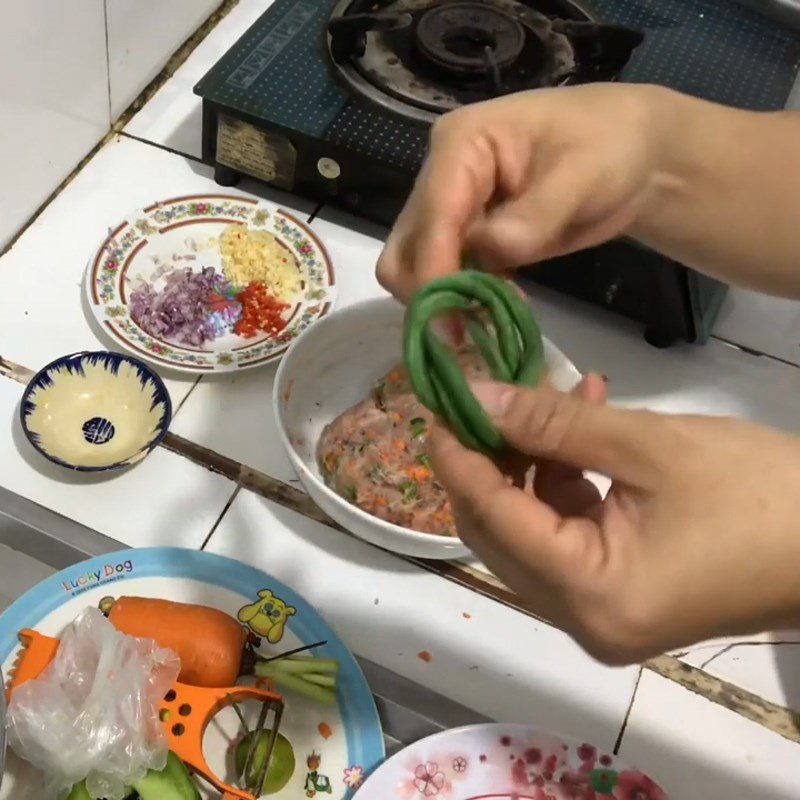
327;0;644;124
415;3;526;76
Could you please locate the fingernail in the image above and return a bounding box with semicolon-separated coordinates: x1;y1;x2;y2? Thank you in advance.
469;381;514;416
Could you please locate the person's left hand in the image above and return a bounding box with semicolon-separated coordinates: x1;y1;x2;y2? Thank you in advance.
429;377;800;664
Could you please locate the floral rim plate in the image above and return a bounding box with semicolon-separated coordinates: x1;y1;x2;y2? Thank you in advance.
84;194;336;374
354;723;668;800
0;547;383;799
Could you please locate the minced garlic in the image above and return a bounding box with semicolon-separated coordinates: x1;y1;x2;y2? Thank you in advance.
219;224;301;301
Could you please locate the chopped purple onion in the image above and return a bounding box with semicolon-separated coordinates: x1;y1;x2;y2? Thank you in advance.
130;267;233;347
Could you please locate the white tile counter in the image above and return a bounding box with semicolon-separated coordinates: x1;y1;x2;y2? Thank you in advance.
619;671;800;800
2;4;800;798
124;0;274;159
0;0;109;249
0;134;313;409
0;377;235;550
106;0;222;120
204;489;639;750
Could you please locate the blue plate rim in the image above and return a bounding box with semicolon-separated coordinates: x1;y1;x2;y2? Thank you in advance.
0;546;385;794
19;349;173;472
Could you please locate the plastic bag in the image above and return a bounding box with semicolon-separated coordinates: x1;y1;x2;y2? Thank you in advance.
7;606;180;800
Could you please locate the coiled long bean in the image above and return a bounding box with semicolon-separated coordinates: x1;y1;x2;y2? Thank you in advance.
403;270;545;453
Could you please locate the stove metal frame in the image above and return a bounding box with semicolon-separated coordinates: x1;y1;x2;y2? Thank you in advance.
326;0;602;123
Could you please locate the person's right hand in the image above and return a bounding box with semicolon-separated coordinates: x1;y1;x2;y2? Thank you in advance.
377;82;676;302
428;382;800;664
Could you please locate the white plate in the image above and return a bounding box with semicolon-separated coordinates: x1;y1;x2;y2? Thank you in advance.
0;548;383;799
274;297;581;560
355;722;670;799
84;195;336;374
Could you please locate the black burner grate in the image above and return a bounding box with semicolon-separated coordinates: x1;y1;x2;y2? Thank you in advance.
327;0;800;168
196;0;800;173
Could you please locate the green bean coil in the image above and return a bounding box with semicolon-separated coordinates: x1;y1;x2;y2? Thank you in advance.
403;270;546;453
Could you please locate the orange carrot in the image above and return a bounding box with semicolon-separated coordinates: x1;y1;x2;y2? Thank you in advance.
406;466;431;482
107;596;247;687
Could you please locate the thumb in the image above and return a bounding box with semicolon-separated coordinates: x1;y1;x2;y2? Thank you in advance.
471;381;670;487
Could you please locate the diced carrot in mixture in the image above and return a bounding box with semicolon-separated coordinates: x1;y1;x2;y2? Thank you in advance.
406;466;431;482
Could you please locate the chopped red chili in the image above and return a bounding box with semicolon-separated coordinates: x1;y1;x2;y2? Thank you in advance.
234;281;289;338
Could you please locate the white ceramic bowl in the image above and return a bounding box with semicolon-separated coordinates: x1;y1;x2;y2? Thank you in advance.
21;351;171;472
274;297;582;560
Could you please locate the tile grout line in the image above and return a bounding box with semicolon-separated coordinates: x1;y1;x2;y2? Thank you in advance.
647;653;800;743
173;375;204;417
711;333;800;370
0;0;240;260
200;485;241;550
699;643;734;671
109;0;241;136
102;0;113;126
119;131;205;165
612;665;644;756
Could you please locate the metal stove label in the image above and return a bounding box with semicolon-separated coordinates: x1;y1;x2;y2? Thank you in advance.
216;115;297;190
226;1;317;90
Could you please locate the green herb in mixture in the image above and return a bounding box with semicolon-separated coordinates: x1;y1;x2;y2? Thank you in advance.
409;417;427;438
322;453;340;478
400;480;419;503
369;463;387;482
416;453;432;469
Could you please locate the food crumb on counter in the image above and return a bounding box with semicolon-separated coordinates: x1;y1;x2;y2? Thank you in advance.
462;612;472;619
417;650;432;663
373;598;379;605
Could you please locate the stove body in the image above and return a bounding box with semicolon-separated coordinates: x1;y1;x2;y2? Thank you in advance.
195;0;800;346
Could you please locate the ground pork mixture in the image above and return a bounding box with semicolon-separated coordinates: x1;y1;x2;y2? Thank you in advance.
318;349;494;536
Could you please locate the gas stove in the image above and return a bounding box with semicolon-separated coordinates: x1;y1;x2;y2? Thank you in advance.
325;0;643;122
195;0;800;346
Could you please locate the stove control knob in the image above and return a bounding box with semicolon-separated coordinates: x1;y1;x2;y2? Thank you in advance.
317;157;341;180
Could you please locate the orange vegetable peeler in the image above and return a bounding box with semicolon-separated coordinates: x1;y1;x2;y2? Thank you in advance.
5;628;284;800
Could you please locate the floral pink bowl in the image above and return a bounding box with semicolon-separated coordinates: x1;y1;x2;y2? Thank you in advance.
354;723;668;800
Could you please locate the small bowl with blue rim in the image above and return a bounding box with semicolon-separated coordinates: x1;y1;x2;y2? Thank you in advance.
20;351;172;472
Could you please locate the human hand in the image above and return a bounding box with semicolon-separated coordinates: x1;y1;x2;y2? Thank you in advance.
429;379;800;664
377;82;675;302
